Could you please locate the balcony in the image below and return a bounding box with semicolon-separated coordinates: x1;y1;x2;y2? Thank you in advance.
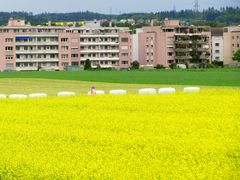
80;49;120;53
175;56;192;60
175;40;193;44
192;40;209;44
16;50;59;54
175;48;193;52
80;34;119;38
16;59;59;63
16;67;38;71
200;55;210;59
195;48;209;52
81;57;120;61
80;42;119;45
16;41;59;46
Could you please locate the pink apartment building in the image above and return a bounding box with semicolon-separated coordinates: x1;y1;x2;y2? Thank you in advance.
137;19;211;67
0;18;132;71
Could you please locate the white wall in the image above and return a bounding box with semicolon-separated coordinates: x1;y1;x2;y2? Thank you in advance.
132;29;143;62
212;36;224;62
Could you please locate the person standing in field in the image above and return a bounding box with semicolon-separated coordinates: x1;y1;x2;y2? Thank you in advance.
90;86;96;95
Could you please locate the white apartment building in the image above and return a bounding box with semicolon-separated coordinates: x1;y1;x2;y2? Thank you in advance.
211;28;224;62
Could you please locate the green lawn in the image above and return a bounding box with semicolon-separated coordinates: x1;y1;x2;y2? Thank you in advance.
0;68;239;86
1;78;234;96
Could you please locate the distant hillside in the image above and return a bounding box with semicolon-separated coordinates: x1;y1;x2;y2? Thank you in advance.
0;7;239;26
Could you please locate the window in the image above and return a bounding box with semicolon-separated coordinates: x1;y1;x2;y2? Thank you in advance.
215;50;220;53
5;55;13;60
61;54;69;59
72;62;79;66
62;62;69;67
71;54;79;58
50;54;56;59
121;46;128;50
121;38;128;42
121;61;128;64
215;43;220;47
121;53;128;58
71;38;78;43
168;52;173;56
5;38;13;42
61;38;68;42
71;47;78;51
237;44;239;48
61;46;68;51
5;46;13;51
215;57;220;60
5;63;14;69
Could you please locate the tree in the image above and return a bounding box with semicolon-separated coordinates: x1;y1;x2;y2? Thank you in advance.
131;61;140;69
232;49;240;62
84;59;92;70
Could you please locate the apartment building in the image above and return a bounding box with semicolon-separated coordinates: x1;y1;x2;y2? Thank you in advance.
0;18;132;71
138;19;211;67
223;26;240;65
211;28;224;62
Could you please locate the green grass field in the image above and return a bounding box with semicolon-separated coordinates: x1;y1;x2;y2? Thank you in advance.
0;78;238;96
0;68;239;86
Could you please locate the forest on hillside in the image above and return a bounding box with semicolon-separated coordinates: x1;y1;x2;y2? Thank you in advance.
0;7;239;26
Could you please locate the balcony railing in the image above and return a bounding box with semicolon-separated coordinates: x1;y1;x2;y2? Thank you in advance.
16;50;59;54
175;48;193;52
16;59;59;63
175;40;193;44
175;56;192;60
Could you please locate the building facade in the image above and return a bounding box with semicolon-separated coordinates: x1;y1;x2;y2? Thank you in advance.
211;28;224;62
138;19;211;67
0;18;132;71
223;26;240;65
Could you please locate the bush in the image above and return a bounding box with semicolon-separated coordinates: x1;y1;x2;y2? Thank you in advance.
212;61;224;68
169;63;178;69
155;64;165;69
131;61;140;70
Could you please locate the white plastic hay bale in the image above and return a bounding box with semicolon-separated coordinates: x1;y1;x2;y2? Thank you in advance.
109;90;127;95
96;90;105;95
9;94;28;99
57;92;76;97
183;87;201;93
29;93;48;98
158;88;176;94
88;90;105;95
138;88;157;95
0;94;7;99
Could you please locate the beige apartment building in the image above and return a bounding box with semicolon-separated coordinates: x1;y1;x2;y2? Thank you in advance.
0;18;132;71
137;19;211;67
223;26;240;65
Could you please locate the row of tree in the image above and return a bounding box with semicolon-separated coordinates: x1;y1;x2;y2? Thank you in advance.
0;7;239;26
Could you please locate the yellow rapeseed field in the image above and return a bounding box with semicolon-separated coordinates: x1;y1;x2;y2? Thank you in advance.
0;89;239;179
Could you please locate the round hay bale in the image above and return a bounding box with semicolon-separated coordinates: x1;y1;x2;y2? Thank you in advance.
183;87;201;93
0;94;7;99
109;90;127;95
158;88;176;94
29;93;48;98
9;94;28;99
138;88;157;95
57;92;76;97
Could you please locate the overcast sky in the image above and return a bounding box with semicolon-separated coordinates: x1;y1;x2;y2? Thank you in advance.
0;0;239;14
